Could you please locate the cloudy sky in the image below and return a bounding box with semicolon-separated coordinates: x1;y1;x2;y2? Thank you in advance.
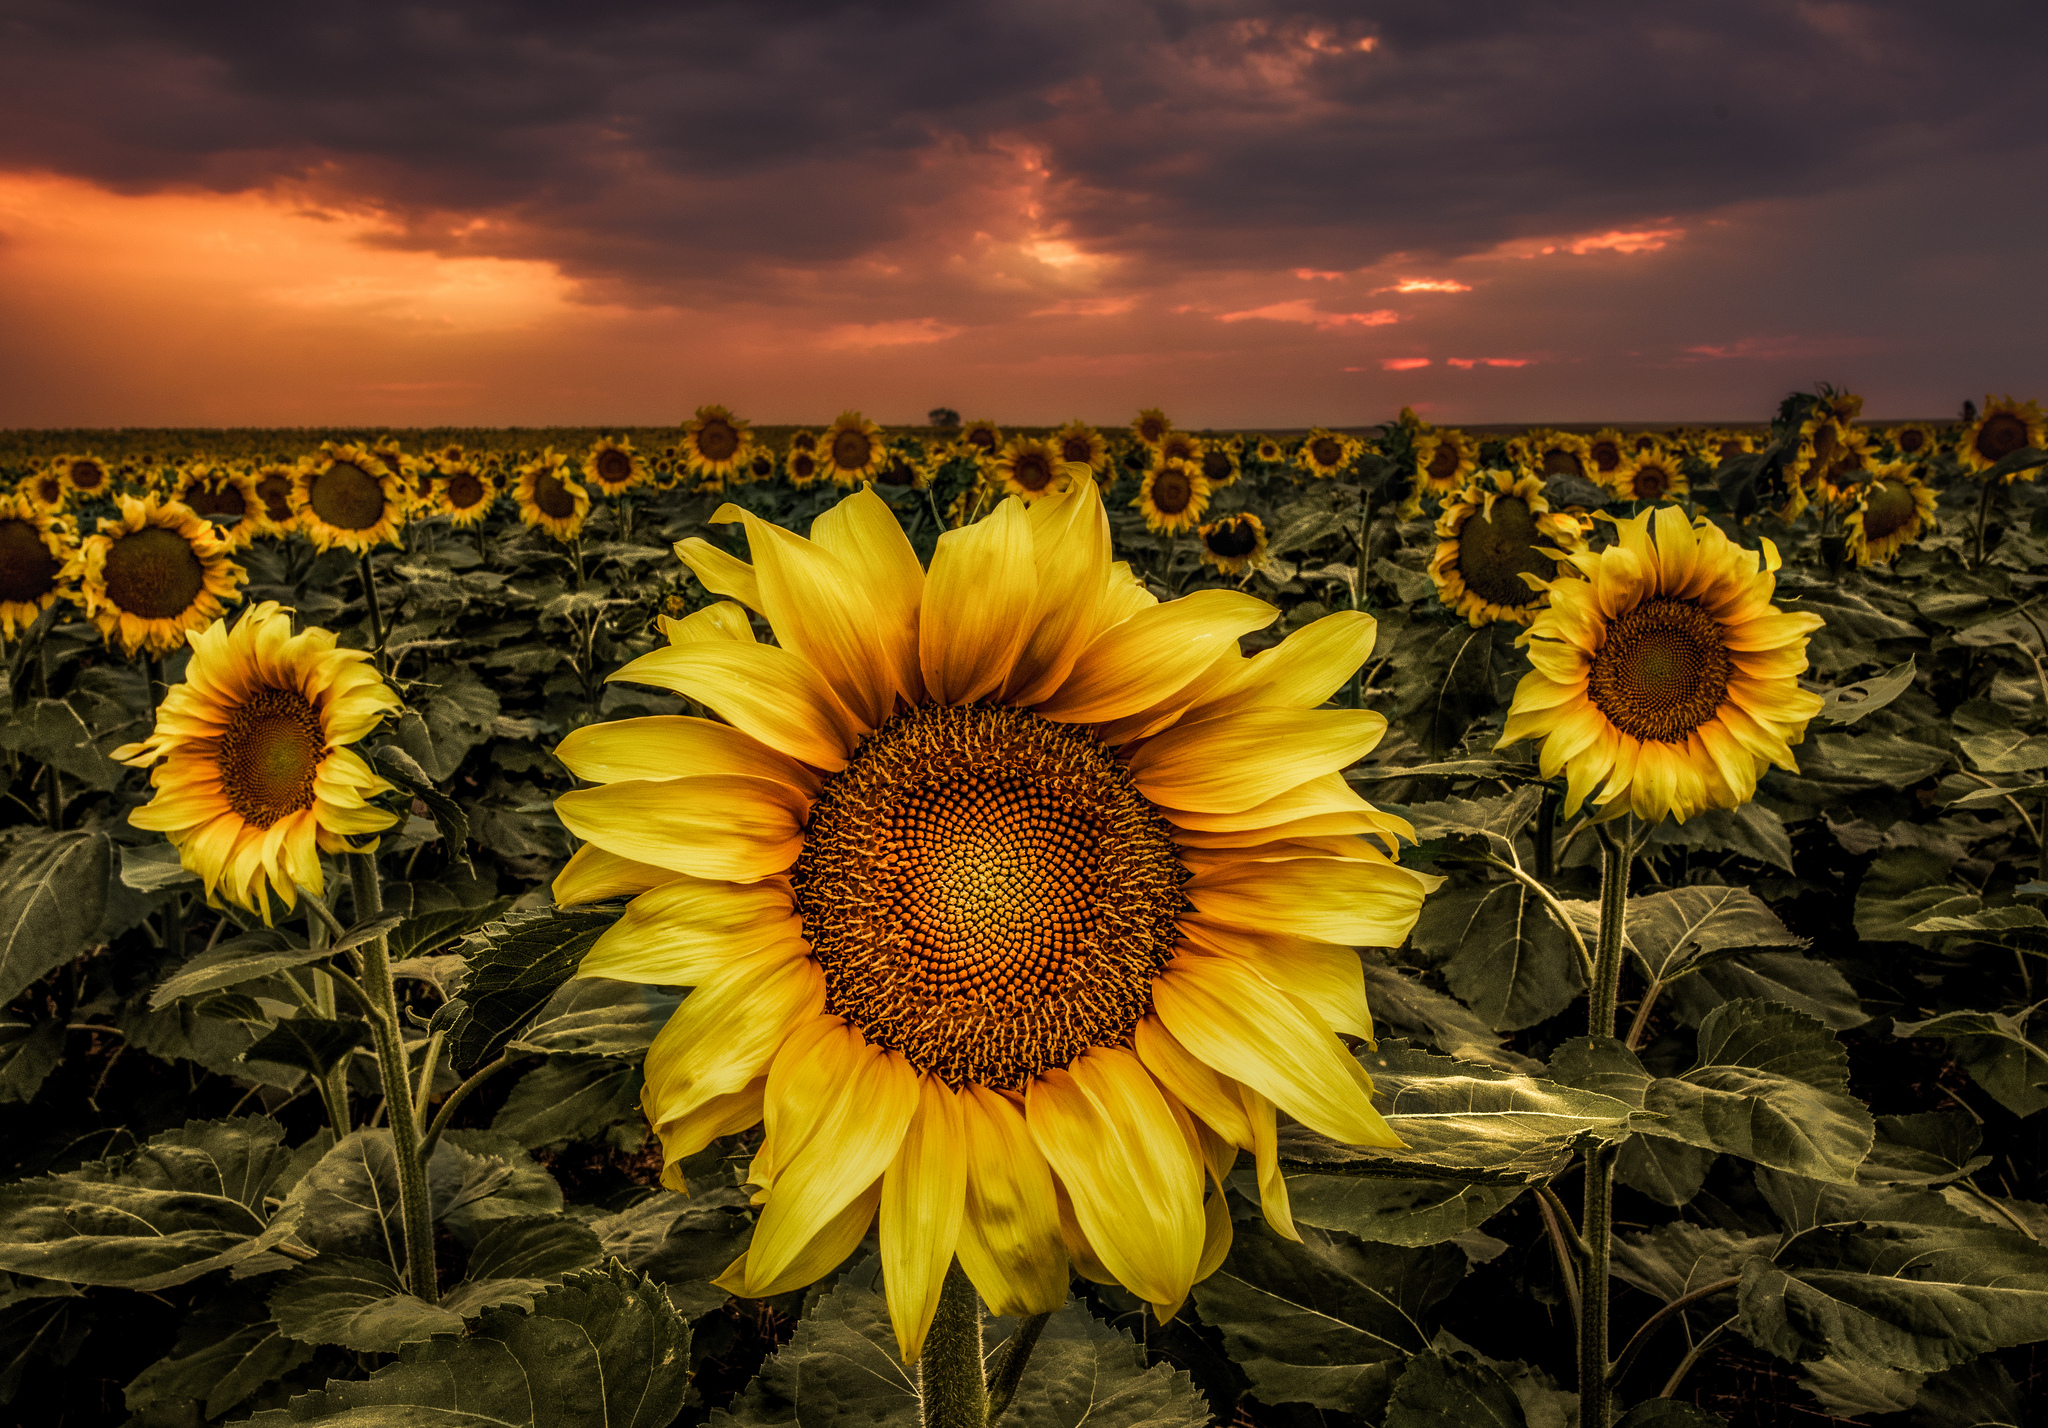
1;0;2041;428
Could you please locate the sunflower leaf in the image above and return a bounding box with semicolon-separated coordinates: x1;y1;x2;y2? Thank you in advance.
120;1286;314;1421
268;1255;465;1352
1381;1347;1529;1428
242;1016;371;1079
436;908;616;1073
1815;657;1917;725
490;1057;642;1149
0;1019;65;1105
1623;885;1802;982
1892;1008;2048;1118
0;698;125;789
0;828;112;1006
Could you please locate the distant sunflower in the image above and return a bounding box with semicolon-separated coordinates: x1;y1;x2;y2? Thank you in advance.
740;448;781;486
0;493;78;638
57;455;113;501
1413;429;1477;495
994;437;1068;501
1845;463;1937;566
684;406;756;485
19;468;69;515
865;443;922;491
1702;430;1760;466
514;450;591;541
1498;507;1824;824
1427;471;1584;627
1885;422;1939;459
821;411;886;485
1199;442;1241;491
1958;396;2045;476
1784;416;1844;488
1609;452;1689;504
1252;436;1284;466
1053;421;1110;477
173;464;261;547
1133;460;1211;533
402;458;441;513
1156;431;1204;468
115;602;401;922
587;437;648;497
438;463;497;527
290;445;407;554
1515;430;1593;480
1295;429;1359;480
787;447;825;490
1584;429;1630;475
1197;512;1267;575
1822;389;1865;425
247;464;300;537
71;496;247;656
958;420;1003;459
1131;407;1172;448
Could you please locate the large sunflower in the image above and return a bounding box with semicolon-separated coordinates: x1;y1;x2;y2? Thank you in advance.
1133;461;1212;533
115;602;400;921
1294;429;1358;480
438;462;497;527
821;412;887;486
247;463;300;537
1197;512;1267;576
1053;421;1109;478
1497;507;1824;823
1958;396;2044;476
290;444;407;554
0;493;78;638
1414;429;1477;495
514;450;591;541
994;436;1067;501
1845;463;1938;566
56;454;113;501
173;464;261;547
1427;471;1584;627
551;479;1435;1356
71;496;247;656
685;406;757;486
587;437;649;497
1608;452;1689;505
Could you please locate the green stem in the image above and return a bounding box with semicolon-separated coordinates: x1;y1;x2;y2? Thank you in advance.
918;1264;986;1428
983;1310;1051;1426
1580;821;1634;1427
1535;785;1558;881
419;1051;523;1161
1973;475;1997;570
349;853;439;1304
306;909;350;1137
1589;824;1633;1038
357;553;388;678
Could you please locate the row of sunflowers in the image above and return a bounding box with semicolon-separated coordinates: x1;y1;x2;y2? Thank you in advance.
2;386;2046;1427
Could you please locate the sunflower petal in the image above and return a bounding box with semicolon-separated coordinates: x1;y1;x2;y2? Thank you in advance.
1128;708;1386;813
554;715;818;795
674;536;763;613
879;1076;968;1360
554;774;807;882
810;486;927;707
1037;590;1276;725
580;877;800;985
921;497;1037;705
660;601;756;644
609;641;858;770
1005;476;1113;705
640;946;822;1134
955;1085;1069;1318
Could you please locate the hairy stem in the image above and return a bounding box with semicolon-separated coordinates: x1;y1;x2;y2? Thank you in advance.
419;1052;523;1161
306;907;350;1137
357;553;388;678
982;1310;1051;1426
918;1265;986;1428
1580;821;1635;1427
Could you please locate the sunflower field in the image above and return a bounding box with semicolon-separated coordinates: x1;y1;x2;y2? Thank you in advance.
1;392;2045;1428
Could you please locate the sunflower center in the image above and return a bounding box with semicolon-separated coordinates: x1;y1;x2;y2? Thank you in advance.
1151;468;1195;515
310;462;386;530
832;429;873;470
1310;437;1342;467
103;527;205;620
1632;463;1671;500
185;483;247;519
596;448;634;483
1863;482;1918;541
70;461;105;491
793;705;1185;1088
217;687;327;828
1013;453;1054;491
1426;440;1462;483
1977;412;2029;462
1590;440;1623;472
1205;519;1259;558
791;432;818;453
696;422;740;462
35;476;63;504
1587;598;1732;743
1201;449;1234;482
791;453;818;480
1896;428;1927;454
0;520;59;604
446;472;485;509
533;470;578;519
1541;447;1586;478
1062;435;1094;463
256;473;293;521
967;428;998;452
1456;497;1552;607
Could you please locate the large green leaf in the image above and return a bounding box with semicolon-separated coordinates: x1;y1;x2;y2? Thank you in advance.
1623;885;1800;981
150;929;323;1006
506;978;682;1059
283;1129;562;1262
1407;881;1585;1032
1277;1173;1525;1250
0;1019;64;1104
1814;658;1918;726
122;1287;315;1421
436;910;615;1073
491;1057;643;1148
1381;1349;1528;1428
1610;1223;1770;1302
1660;951;1866;1032
269;1255;467;1352
1356;957;1538;1073
1646;802;1794;873
1893;1009;2048;1117
248;1262;689;1427
1773;732;1951;802
1855;849;1973;945
0;697;125;787
0;829;111;1005
244;1016;372;1079
1856;1113;1992;1187
439;1216;606;1318
592;1187;754;1318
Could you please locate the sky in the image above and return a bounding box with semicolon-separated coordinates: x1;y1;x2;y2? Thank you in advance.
0;0;2043;429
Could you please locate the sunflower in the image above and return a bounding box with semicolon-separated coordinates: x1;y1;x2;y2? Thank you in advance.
1156;431;1204;469
1821;389;1864;425
1199;441;1242;491
1608;452;1689;504
19;468;69;515
247;464;300;537
994;437;1069;502
0;493;78;638
789;430;820;456
70;496;247;656
1294;429;1359;480
437;462;497;527
1197;513;1267;576
819;411;887;486
514;450;591;541
550;478;1436;1357
958;420;1003;459
56;454;113;501
1514;430;1594;481
1584;429;1630;476
1251;435;1284;466
1131;408;1172;448
1885;422;1939;460
1497;507;1824;823
1427;472;1584;627
786;447;825;490
1701;430;1760;466
587;437;648;497
402;457;441;514
1845;463;1938;566
290;444;407;555
173;464;261;547
740;448;781;486
1053;421;1110;478
1958;396;2045;476
115;602;400;921
1413;429;1477;495
684;406;757;486
873;444;927;490
1134;461;1212;533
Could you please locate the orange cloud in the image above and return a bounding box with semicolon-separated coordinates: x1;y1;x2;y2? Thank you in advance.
1447;357;1531;368
817;318;964;350
1217;300;1399;330
1381;357;1432;370
1377;278;1473;294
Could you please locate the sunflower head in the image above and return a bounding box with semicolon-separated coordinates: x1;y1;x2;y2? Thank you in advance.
1130;407;1172;447
1156;431;1204;468
1253;436;1284;465
173;463;261;547
1414;429;1476;493
0;493;80;638
289;444;406;554
683;405;755;482
1054;421;1109;475
1517;430;1592;480
58;455;111;499
1294;428;1357;479
1704;430;1759;465
788;429;820;455
587;437;647;496
1197;512;1268;575
116;602;401;921
873;445;925;489
1611;453;1689;505
247;464;301;536
1199;442;1241;490
1133;460;1211;533
742;448;781;486
438;463;497;527
787;448;824;489
70;496;248;656
1959;396;2045;476
1584;429;1629;474
514;450;591;541
1498;506;1824;823
1428;471;1584;627
1845;462;1937;566
959;420;1002;456
822;411;885;485
1886;422;1938;459
995;436;1068;501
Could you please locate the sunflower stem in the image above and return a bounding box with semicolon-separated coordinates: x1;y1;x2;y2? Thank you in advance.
982;1310;1051;1426
918;1264;985;1428
348;853;439;1305
356;553;389;679
306;908;351;1137
1579;821;1634;1428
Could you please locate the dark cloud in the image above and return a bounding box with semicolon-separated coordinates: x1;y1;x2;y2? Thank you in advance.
4;0;2044;307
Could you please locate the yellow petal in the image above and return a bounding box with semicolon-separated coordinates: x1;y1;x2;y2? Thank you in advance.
1095;560;1158;631
716;1178;884;1300
1162;771;1391;832
640;945;823;1130
880;1076;968;1360
1183;609;1379;722
1036;590;1276;725
1025;1047;1203;1309
660;601;756;644
1185;852;1435;949
653;1077;765;1189
554;715;818;795
674;536;763;612
1005;476;1112;705
955;1085;1069;1318
609;641;858;771
580;876;800;985
810;486;927;708
1177;921;1376;1041
1195;1177;1232;1288
921;497;1036;705
1131;1015;1253;1148
554;774;807;882
552;838;667;905
1152;952;1401;1149
1241;1088;1297;1241
1128;708;1387;813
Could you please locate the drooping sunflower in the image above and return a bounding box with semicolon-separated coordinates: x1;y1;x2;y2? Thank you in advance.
1134;460;1212;533
1958;396;2044;476
1845;463;1938;566
70;496;247;656
958;420;1003;460
1428;471;1584;627
1413;428;1478;496
550;478;1436;1357
1131;407;1173;448
437;462;497;527
173;464;261;547
56;454;113;501
1821;389;1865;425
115;602;400;921
1885;422;1939;460
684;406;757;486
821;411;887;486
1197;512;1267;576
1053;421;1109;478
1584;429;1630;476
0;493;78;637
587;437;648;497
514;450;591;541
1497;506;1824;823
1294;429;1359;480
995;436;1068;501
246;464;300;537
1609;452;1689;505
290;444;407;554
